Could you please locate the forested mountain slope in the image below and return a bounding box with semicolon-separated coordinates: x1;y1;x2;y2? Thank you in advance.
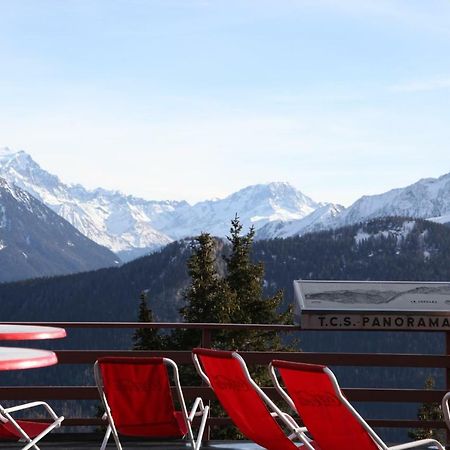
1;216;450;329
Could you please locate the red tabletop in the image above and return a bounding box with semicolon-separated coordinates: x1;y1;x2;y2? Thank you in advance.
0;325;66;340
0;347;58;370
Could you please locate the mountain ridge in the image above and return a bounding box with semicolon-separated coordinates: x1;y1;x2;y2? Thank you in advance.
0;176;120;283
1;147;450;263
334;172;450;227
0;148;336;259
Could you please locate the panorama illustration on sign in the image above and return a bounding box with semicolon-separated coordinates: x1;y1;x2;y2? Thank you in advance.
293;280;450;330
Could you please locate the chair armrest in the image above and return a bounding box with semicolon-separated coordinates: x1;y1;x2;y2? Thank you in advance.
389;439;445;450
4;401;60;421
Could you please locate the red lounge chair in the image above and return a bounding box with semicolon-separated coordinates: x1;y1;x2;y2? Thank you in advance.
0;402;64;450
192;348;310;450
94;357;209;450
270;360;445;450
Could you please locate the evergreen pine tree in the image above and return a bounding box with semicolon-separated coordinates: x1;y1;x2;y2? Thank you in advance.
132;290;166;350
408;376;444;441
224;215;290;350
175;233;236;349
182;233;235;324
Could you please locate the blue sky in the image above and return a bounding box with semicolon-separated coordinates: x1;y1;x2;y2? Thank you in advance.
1;0;449;205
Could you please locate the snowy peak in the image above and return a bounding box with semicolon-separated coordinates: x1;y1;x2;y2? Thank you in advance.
0;148;62;196
163;182;322;239
336;172;450;227
224;182;319;220
0;148;178;261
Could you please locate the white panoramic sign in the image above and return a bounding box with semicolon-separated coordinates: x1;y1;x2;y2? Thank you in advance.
294;280;450;330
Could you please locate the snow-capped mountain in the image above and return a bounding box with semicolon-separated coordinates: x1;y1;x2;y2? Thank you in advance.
0;148;335;258
0;148;179;261
3;147;449;261
161;182;325;239
0;177;119;283
333;173;450;227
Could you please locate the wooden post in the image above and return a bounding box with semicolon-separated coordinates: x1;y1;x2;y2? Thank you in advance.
201;328;212;348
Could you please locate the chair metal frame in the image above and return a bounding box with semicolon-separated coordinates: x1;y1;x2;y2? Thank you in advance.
94;357;209;450
0;401;64;450
270;361;445;450
192;348;311;448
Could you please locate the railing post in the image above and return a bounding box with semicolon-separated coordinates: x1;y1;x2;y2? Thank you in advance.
201;328;212;348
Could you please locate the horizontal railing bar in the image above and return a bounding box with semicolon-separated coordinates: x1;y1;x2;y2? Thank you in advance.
0;386;446;402
25;417;448;429
4;321;299;331
4;321;445;333
56;350;193;364
53;350;450;368
240;352;450;367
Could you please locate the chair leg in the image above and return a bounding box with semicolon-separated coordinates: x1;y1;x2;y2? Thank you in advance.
21;441;40;450
187;405;209;450
100;425;112;450
193;405;209;450
110;425;123;450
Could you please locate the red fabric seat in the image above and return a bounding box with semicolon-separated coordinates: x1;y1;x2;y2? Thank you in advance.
0;420;50;440
272;361;381;450
98;357;186;439
193;348;299;450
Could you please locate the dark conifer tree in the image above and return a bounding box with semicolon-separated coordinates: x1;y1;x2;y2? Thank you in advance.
174;233;236;349
132;290;166;350
408;376;444;441
182;233;235;324
224;215;290;350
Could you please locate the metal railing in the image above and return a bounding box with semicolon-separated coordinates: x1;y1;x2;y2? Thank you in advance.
1;322;449;433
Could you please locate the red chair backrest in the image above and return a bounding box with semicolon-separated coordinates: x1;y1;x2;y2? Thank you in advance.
98;357;185;438
272;360;381;450
193;348;298;450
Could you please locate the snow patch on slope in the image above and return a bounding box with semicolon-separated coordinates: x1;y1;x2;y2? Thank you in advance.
354;220;416;245
0;205;6;228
